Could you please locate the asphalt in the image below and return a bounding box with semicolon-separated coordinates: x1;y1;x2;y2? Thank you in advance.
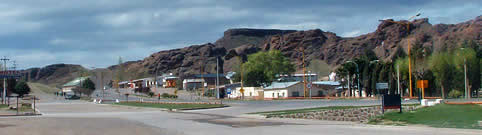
0;89;479;135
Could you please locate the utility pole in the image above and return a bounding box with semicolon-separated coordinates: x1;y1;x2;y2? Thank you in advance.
216;57;220;99
301;47;307;98
1;56;10;104
379;12;421;98
397;65;401;96
200;59;204;99
239;56;244;100
464;57;468;99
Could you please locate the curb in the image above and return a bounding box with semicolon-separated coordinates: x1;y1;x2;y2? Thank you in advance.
170;105;230;112
0;113;42;117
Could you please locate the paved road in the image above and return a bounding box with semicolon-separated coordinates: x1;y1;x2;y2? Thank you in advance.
0;92;479;135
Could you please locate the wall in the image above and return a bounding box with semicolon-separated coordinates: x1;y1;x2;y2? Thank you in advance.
267;106;420;123
230;87;263;98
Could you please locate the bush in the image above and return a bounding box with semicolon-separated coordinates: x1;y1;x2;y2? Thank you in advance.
161;93;178;98
448;90;462;98
134;87;151;94
148;92;155;97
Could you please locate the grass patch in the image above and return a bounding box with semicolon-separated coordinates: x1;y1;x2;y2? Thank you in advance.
375;104;482;129
0;104;8;109
113;102;226;110
249;105;375;116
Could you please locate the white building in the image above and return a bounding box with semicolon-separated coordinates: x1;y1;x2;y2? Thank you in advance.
228;87;263;99
263;81;305;99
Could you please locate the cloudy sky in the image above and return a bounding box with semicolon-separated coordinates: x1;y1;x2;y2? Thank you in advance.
0;0;480;69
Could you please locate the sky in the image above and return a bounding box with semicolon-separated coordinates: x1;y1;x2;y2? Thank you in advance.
0;0;480;70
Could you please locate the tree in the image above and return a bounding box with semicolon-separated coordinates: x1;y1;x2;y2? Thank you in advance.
14;81;30;97
429;52;455;99
453;47;480;97
241;50;295;87
80;78;95;96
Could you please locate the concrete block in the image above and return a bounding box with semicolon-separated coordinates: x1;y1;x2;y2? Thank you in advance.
115;99;120;103
421;99;429;106
435;99;443;104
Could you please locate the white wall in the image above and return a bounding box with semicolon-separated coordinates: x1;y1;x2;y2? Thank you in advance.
229;87;263;98
264;90;288;98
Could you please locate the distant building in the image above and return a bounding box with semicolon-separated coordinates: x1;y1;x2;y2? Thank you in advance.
62;77;89;93
228;87;263;99
157;73;178;88
183;78;206;90
278;73;318;82
187;74;230;89
312;81;342;96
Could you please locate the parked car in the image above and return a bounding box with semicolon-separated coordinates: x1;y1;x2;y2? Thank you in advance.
65;94;80;100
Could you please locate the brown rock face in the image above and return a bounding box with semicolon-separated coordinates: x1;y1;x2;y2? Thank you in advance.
112;43;227;79
30;16;481;85
215;28;296;50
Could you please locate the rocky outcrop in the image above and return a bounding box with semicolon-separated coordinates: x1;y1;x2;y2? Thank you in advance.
27;16;481;85
215;28;296;49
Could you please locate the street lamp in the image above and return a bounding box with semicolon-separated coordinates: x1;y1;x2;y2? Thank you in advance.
379;12;421;98
346;61;361;98
459;48;469;99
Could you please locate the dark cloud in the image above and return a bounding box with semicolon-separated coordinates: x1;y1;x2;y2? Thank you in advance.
0;0;479;69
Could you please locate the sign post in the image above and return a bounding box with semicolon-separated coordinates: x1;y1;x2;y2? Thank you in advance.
417;80;428;99
382;94;402;114
376;83;389;95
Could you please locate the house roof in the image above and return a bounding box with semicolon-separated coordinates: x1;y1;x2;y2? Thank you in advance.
63;77;89;87
312;81;341;86
183;79;204;83
194;74;225;78
264;81;300;89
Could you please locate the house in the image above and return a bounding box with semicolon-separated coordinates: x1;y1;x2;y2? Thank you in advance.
183;78;206;90
156;73;178;88
278;73;318;82
312;81;342;96
190;74;230;89
62;77;89;93
264;81;304;99
117;77;157;89
264;81;328;99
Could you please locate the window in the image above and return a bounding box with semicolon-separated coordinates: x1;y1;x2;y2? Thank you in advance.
250;92;252;96
292;92;300;97
282;93;285;97
318;91;324;97
272;93;275;98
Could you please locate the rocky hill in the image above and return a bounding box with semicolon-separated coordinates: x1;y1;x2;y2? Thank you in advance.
114;16;479;80
28;16;481;84
23;64;87;88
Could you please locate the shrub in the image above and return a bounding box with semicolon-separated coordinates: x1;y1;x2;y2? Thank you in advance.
134;87;151;94
161;93;178;98
148;92;155;97
448;90;462;98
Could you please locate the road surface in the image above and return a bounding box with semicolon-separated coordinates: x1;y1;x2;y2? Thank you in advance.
0;91;479;135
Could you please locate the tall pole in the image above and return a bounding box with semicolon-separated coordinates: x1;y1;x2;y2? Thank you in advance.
464;58;468;99
301;47;306;98
1;56;9;104
397;65;401;96
239;56;244;99
407;24;413;98
308;71;312;98
216;57;220;99
356;64;361;98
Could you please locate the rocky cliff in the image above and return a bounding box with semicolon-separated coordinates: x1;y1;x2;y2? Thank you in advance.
30;16;481;83
118;16;479;80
